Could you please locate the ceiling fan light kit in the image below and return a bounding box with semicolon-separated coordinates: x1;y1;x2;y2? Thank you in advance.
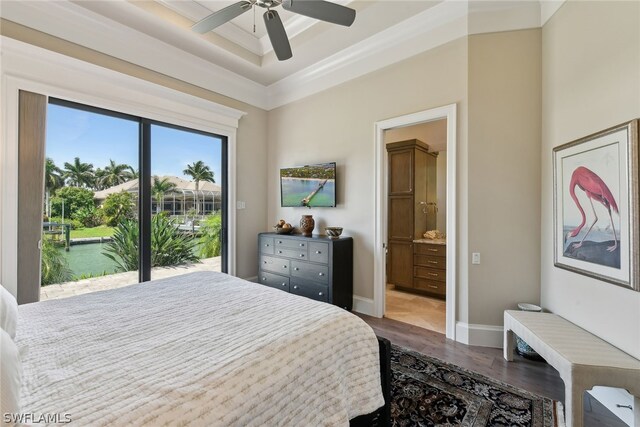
191;0;356;61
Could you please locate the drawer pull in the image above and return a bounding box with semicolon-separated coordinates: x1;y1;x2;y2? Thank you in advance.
278;250;282;254
427;273;438;277
261;277;266;281
318;272;324;277
264;244;270;247
281;283;286;287
263;261;267;264
293;285;298;290
428;261;438;264
428;248;438;252
428;285;438;289
294;267;300;271
299;243;305;247
278;240;282;244
318;292;323;296
299;254;305;257
315;251;321;254
282;265;287;268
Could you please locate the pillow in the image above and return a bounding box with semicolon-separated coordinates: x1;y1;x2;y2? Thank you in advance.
0;285;18;339
1;329;21;419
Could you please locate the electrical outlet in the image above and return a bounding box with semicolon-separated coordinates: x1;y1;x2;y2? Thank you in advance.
472;252;481;265
236;201;246;210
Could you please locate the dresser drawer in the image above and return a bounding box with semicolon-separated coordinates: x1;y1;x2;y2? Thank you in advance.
414;244;446;257
414;266;446;282
275;238;308;250
260;255;290;276
309;242;329;264
258;271;289;291
260;236;275;254
414;278;446;295
291;260;329;284
275;247;308;260
414;254;446;269
291;280;329;303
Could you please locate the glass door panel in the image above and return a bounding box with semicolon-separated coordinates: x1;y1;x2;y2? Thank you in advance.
41;100;139;300
150;124;225;280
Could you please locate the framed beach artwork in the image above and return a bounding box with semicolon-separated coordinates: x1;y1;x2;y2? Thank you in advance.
553;120;639;291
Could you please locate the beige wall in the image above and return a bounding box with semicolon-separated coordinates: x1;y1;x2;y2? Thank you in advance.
467;29;542;325
541;1;640;358
0;20;269;279
267;39;470;313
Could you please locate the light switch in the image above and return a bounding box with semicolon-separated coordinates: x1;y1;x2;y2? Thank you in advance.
236;201;246;210
472;252;481;265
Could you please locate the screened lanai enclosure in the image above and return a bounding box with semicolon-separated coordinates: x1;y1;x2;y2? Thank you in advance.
94;176;222;216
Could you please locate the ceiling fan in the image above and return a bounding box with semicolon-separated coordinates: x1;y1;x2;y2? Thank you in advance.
192;0;356;61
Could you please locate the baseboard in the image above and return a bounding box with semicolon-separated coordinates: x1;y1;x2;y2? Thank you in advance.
455;322;503;348
353;296;376;316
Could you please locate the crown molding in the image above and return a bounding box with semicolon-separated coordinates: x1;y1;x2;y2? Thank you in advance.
1;0;556;111
266;0;469;109
540;0;566;26
0;0;269;108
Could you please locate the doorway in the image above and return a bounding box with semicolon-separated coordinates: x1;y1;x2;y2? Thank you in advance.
373;104;457;340
384;120;447;333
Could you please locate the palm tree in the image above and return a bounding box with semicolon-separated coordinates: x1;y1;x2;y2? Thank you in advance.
99;159;133;189
152;176;177;213
63;157;94;188
183;161;215;214
128;166;139;179
44;158;63;217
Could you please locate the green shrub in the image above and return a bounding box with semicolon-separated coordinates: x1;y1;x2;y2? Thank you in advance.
48;217;84;230
102;191;136;226
103;215;198;272
41;239;72;286
198;213;222;258
73;206;103;228
50;187;95;219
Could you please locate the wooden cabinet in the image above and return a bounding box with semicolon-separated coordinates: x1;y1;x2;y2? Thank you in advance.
257;233;353;310
413;243;446;298
386;139;437;289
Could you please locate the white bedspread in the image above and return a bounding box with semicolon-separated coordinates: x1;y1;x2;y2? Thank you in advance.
16;272;383;426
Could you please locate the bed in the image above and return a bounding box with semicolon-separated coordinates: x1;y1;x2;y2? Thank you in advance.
13;271;389;426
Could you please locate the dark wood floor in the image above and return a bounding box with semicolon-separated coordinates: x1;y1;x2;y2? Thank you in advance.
358;314;627;427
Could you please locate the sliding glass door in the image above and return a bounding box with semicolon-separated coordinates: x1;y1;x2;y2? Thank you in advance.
41;99;227;300
149;123;226;280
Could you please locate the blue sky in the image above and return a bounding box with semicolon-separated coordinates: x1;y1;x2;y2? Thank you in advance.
46;103;222;183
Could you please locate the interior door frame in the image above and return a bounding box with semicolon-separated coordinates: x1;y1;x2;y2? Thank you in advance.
373;103;457;340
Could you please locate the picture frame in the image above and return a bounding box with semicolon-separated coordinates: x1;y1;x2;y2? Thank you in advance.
553;120;639;291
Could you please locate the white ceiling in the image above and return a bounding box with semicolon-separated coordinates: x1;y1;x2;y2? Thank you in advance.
0;0;564;110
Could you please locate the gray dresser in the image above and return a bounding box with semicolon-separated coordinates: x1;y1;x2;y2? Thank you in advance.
257;232;353;310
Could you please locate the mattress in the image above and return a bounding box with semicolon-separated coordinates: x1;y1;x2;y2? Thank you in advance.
16;271;383;426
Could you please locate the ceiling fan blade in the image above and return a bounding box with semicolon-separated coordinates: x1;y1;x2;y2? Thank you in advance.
192;1;253;34
282;0;355;27
264;10;293;61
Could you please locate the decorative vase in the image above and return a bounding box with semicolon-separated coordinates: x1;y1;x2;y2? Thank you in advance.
300;215;315;236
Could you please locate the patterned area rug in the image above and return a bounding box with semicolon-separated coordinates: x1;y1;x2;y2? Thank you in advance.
390;345;564;426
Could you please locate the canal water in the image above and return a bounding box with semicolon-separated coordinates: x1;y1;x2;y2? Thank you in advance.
57;243;119;278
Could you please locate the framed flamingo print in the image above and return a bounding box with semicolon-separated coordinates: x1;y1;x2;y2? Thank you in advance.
553;120;639;291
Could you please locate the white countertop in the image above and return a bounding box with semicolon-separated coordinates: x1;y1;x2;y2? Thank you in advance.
413;238;447;245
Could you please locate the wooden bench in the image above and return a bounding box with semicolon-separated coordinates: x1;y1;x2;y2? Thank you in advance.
503;310;640;427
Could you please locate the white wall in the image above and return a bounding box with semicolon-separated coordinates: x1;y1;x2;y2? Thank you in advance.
541;1;640;358
466;29;542;326
267;38;469;309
